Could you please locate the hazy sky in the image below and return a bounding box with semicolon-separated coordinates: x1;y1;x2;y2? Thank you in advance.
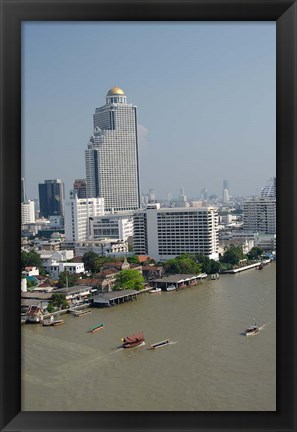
22;22;276;201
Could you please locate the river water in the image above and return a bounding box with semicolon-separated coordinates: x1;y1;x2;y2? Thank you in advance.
21;262;276;411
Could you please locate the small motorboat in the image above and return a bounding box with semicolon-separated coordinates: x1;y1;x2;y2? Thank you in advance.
149;288;162;293
43;317;64;327
72;309;92;317
121;331;145;348
148;339;170;349
245;322;259;336
88;323;104;333
165;285;176;292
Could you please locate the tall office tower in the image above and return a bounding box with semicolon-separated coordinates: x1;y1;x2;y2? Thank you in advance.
261;177;276;199
222;179;229;200
223;188;230;203
85;87;140;212
73;179;87;198
243;198;276;234
21;178;26;203
133;203;219;262
38;179;65;218
64;191;105;242
176;188;189;208
201;188;208;201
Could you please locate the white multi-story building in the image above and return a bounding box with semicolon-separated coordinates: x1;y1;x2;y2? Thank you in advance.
133;203;219;262
21;200;35;224
243;198;276;234
85;87;140;212
74;239;128;257
48;262;85;279
64;192;105;242
38;249;74;271
89;213;133;242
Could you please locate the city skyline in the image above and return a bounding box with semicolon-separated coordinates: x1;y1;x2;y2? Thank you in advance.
23;22;276;200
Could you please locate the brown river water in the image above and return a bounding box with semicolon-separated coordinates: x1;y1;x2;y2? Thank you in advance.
21;262;276;411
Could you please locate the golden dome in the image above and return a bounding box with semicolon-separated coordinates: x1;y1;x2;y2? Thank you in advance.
107;87;125;96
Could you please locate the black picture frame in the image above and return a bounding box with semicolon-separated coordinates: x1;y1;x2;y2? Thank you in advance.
1;1;296;431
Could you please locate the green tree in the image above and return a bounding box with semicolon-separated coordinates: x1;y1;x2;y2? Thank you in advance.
210;260;221;274
164;254;202;275
196;254;212;273
127;255;140;264
82;251;101;273
114;269;145;291
247;247;264;260
21;249;47;276
47;303;55;313
57;271;78;288
49;293;68;309
196;254;221;274
26;278;38;288
220;245;245;265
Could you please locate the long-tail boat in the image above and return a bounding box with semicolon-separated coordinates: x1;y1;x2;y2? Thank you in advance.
88;323;104;333
148;339;170;349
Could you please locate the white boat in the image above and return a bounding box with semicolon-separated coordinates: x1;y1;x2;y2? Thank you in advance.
165;285;176;292
245;321;259;336
149;288;162;293
43;316;64;326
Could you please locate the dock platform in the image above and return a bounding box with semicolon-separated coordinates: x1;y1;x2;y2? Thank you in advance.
92;289;139;307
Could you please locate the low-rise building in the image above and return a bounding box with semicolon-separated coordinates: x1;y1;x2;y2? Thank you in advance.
48;262;85;279
74;239;128;257
54;285;94;301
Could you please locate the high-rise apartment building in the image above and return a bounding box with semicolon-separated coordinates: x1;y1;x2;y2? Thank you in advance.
21;200;35;224
261;177;276;200
64;191;105;242
38;179;64;218
85;87;140;212
133;203;219;262
244;178;276;234
243;198;276;234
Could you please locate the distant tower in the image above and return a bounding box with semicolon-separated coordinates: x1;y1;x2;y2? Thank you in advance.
201;188;208;200
177;188;189;208
261;177;276;199
223;189;230;203
222;180;230;202
73;179;87;199
85;86;140;212
148;189;156;202
21;178;26;203
38;179;65;218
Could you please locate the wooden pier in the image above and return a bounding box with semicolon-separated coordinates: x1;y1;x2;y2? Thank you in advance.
92;289;139;307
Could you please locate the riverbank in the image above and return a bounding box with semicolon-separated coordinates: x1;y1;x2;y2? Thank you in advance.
220;258;273;274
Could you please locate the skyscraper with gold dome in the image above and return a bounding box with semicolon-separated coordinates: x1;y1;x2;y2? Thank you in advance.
85;87;140;212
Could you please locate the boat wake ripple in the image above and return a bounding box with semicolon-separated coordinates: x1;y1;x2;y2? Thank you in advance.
259;320;274;330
